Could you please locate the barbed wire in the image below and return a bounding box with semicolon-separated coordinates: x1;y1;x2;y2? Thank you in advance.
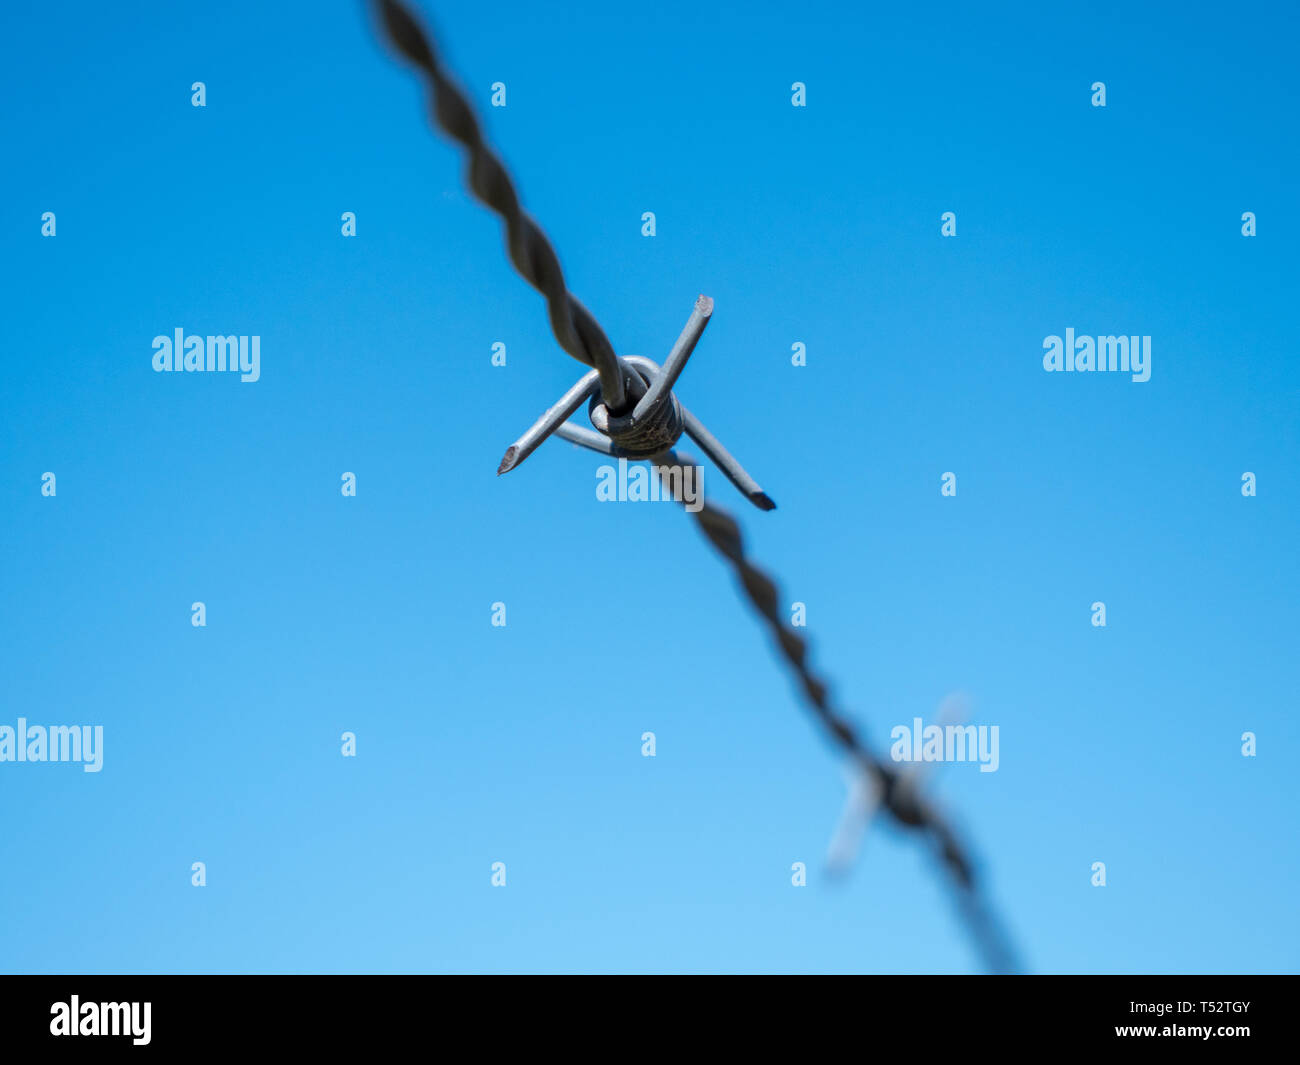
374;0;1021;974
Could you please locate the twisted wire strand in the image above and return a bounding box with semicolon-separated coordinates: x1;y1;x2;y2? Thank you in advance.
650;453;1021;974
375;0;628;412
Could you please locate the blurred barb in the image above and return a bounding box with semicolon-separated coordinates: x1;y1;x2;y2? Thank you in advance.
374;0;1020;973
826;763;880;873
373;0;629;410
829;691;970;871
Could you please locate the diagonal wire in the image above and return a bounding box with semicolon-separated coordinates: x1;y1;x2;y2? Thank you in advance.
375;0;629;412
375;0;1021;974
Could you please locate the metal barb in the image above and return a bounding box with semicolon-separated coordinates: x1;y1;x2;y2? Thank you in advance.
499;300;775;511
633;294;713;420
497;370;601;476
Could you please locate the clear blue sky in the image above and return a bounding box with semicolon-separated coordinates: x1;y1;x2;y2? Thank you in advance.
1;0;1296;973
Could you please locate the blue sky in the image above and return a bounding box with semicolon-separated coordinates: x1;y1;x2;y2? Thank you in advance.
1;0;1296;973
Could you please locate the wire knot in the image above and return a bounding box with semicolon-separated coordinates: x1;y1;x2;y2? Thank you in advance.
588;360;684;457
496;296;775;510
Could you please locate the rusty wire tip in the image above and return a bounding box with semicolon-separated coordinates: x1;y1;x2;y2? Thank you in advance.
496;447;519;475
